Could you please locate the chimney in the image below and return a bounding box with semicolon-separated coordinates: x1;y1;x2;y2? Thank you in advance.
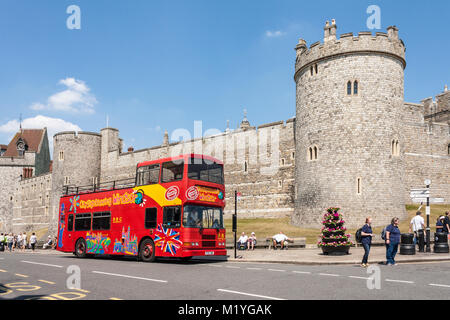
324;19;337;43
127;146;134;153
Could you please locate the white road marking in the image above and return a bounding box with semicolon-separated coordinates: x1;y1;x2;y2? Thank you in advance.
21;260;63;268
429;283;450;288
348;276;369;280
246;268;262;271
15;273;29;278
225;266;240;269
385;279;414;284
38;280;56;285
319;273;340;277
268;269;286;272
217;289;286;300
292;271;312;274
92;271;168;283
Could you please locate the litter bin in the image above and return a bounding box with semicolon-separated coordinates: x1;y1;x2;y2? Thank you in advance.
434;232;449;253
400;233;415;255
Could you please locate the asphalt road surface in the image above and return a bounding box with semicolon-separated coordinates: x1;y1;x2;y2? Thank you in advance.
1;251;450;300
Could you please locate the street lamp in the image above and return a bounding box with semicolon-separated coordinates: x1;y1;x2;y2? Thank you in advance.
424;179;431;253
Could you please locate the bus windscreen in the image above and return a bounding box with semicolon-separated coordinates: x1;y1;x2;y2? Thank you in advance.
183;205;223;229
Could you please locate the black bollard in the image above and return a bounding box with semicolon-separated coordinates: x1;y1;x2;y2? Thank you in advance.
434;232;449;253
400;233;415;255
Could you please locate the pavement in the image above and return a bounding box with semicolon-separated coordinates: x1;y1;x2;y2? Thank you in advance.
227;246;450;265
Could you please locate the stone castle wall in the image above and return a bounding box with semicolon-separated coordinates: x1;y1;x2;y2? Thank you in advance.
0;153;36;231
99;120;296;218
12;173;52;233
402;102;450;203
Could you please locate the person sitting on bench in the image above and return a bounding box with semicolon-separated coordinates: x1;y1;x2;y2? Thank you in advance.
237;232;248;250
272;232;292;250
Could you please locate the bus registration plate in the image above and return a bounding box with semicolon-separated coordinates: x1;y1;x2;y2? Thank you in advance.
205;251;215;256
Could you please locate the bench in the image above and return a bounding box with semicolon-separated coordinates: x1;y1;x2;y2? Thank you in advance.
266;237;306;250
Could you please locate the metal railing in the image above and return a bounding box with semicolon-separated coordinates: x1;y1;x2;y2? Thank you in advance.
63;177;136;196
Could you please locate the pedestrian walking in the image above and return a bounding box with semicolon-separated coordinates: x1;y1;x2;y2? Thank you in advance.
30;233;37;252
22;232;27;251
360;217;374;268
385;217;401;266
409;211;425;251
443;212;450;234
7;233;13;252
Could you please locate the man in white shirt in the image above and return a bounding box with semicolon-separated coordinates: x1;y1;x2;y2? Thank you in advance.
272;232;292;250
409;211;425;251
237;232;248;250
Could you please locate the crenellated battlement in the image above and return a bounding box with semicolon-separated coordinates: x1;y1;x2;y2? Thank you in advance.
294;21;406;81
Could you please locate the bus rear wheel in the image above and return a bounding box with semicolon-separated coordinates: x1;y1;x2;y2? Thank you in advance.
139;239;156;262
75;238;87;258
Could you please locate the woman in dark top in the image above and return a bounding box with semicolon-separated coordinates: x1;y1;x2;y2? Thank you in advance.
436;216;445;233
385;217;401;266
361;217;374;268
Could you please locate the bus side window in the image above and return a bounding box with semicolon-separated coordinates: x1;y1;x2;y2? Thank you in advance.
163;206;181;228
93;212;111;231
75;213;92;231
145;208;157;229
68;214;74;231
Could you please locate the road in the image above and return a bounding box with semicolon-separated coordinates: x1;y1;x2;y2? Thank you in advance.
1;251;450;300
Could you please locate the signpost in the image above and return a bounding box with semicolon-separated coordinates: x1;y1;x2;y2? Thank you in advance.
233;191;241;259
424;179;431;253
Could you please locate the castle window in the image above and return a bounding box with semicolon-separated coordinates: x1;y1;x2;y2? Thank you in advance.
59;151;64;161
357;178;362;195
280;158;285;166
353;81;358;95
448;144;450;155
291;152;295;160
310;66;314;76
314;64;318;74
347;81;352;95
391;139;400;157
244;161;248;173
64;177;70;185
308;146;319;161
278;180;283;188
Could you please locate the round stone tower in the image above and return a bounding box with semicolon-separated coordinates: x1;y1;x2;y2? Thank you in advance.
49;131;102;233
292;20;407;228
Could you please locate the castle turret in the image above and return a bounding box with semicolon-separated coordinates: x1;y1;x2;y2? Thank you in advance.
50;131;102;233
293;21;407;228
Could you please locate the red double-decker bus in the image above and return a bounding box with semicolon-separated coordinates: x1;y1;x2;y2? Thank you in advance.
56;154;226;262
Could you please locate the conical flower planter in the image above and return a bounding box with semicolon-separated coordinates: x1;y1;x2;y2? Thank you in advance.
318;208;352;256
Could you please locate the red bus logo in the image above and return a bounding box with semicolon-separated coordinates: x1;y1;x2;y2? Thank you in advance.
186;186;199;201
165;186;180;201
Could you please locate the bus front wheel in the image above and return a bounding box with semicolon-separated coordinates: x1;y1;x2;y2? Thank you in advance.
75;238;87;258
139;239;156;262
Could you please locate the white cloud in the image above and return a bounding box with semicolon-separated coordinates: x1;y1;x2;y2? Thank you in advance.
0;115;82;156
30;78;98;114
265;30;286;38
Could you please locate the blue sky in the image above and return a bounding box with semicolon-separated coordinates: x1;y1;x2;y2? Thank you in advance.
0;0;448;154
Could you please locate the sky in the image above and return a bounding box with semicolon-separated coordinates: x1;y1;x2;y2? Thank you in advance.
0;0;448;156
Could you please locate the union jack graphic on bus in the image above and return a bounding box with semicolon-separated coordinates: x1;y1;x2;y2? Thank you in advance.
154;224;183;255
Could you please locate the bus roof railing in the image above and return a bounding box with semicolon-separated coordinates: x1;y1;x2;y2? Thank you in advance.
62;178;136;196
